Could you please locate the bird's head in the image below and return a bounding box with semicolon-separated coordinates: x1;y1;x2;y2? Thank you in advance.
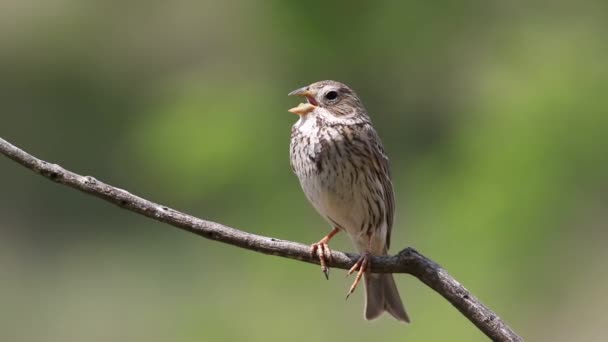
288;80;369;123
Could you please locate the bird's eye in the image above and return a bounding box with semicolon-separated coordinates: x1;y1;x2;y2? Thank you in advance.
325;90;338;101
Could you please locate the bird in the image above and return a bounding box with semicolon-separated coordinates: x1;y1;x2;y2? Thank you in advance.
287;80;409;322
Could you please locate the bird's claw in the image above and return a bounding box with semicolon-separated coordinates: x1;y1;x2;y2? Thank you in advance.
345;252;370;299
310;241;333;279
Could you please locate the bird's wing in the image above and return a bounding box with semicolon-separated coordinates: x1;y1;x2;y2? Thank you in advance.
364;125;396;250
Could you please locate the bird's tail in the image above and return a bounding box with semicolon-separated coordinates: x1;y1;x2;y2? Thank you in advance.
364;272;410;323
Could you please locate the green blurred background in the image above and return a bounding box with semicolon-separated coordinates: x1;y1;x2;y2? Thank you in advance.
1;1;607;341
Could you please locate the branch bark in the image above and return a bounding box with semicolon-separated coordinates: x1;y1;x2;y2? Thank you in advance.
0;137;523;342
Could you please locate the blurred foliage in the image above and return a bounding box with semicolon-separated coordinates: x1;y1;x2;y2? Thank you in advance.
1;1;607;341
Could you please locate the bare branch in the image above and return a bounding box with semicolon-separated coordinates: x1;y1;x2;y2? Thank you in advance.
0;137;523;342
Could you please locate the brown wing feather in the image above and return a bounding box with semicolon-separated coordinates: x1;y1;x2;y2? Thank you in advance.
365;125;395;250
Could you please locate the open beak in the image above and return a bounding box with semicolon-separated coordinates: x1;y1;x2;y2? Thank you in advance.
288;86;318;115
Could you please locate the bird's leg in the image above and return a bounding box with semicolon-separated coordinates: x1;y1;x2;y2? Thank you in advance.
345;237;373;299
310;227;340;279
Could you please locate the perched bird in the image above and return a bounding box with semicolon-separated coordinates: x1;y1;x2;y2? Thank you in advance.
288;80;409;322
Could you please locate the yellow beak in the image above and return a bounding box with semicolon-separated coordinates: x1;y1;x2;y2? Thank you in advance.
288;86;317;115
288;103;316;115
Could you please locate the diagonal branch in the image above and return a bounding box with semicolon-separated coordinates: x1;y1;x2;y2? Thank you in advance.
0;137;523;342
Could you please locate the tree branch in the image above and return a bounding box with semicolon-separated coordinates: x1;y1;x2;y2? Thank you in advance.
0;137;523;342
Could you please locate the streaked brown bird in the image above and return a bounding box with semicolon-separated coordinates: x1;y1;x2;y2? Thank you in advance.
288;80;409;322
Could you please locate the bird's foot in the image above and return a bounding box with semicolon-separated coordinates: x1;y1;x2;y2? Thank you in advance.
345;252;371;299
310;240;333;280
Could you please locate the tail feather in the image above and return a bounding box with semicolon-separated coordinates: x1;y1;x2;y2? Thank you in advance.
364;273;410;323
